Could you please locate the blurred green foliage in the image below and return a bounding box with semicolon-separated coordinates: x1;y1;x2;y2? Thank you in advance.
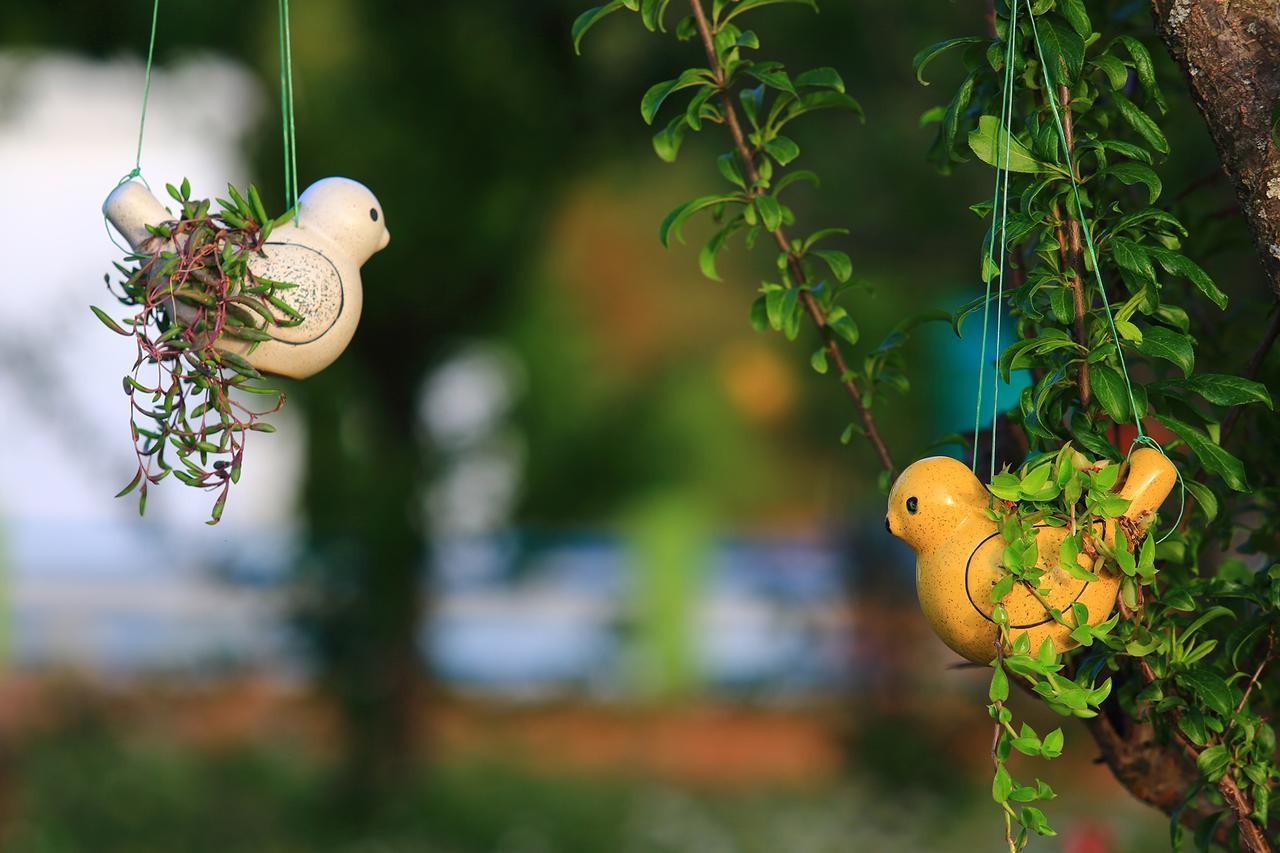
3;710;1176;853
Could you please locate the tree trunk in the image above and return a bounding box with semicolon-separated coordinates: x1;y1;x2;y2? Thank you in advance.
1150;0;1280;297
296;356;426;816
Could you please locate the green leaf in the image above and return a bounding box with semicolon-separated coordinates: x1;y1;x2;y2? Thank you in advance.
1179;711;1210;747
1184;479;1218;522
992;764;1013;803
91;305;132;336
1196;745;1231;782
990;666;1009;702
115;470;143;498
781;90;865;125
1020;805;1056;837
774;169;819;194
1092;55;1129;91
1145;247;1227;310
641;68;712;125
749;295;768;331
659;194;738;246
717;153;747;188
911;36;985;85
989;472;1022;501
1041;728;1064;758
744;64;798;97
812;249;852;283
1111;35;1167;114
828;313;859;347
763;135;800;165
1157;414;1248;492
1059;0;1091;36
968;115;1054;174
699;221;743;281
1179;375;1273;409
720;0;818;25
755;195;783;231
1183;606;1235;642
639;0;673;31
1019;461;1052;497
1112;91;1169;155
1091;364;1138;424
1105;163;1162;204
1105;207;1186;240
810;348;828;374
801;227;849;253
793;66;845;92
1036;18;1085;87
1136;326;1195;378
652;114;688;163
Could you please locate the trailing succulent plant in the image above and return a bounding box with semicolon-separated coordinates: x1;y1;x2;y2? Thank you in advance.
93;180;300;524
577;0;1280;850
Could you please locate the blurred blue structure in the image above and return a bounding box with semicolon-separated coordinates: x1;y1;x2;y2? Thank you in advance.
8;520;868;698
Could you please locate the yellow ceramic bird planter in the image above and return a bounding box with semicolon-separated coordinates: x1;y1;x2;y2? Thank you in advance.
886;448;1177;664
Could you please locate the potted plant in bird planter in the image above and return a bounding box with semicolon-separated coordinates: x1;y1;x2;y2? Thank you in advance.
95;177;389;523
885;443;1176;665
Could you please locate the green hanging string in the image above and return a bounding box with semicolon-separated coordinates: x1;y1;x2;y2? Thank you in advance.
1020;0;1186;540
108;0;302;251
104;0;161;253
972;0;1020;485
278;0;299;223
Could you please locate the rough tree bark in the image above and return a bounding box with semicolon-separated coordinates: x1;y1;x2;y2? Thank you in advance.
1151;0;1280;297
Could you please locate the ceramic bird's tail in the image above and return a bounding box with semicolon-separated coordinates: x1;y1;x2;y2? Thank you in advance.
1116;447;1178;530
103;181;172;250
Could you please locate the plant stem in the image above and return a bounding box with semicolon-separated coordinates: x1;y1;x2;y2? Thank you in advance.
687;0;895;475
1054;84;1090;408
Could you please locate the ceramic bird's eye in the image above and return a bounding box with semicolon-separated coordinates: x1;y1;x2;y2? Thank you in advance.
370;207;379;221
906;496;918;514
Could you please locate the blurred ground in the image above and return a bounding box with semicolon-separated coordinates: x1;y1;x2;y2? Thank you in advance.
0;674;1170;852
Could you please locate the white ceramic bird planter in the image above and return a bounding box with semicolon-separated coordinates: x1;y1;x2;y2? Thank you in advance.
104;177;389;379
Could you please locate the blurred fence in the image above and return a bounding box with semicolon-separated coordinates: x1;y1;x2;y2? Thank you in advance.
7;520;909;698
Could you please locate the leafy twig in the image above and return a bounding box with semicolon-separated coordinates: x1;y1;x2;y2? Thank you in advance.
685;0;894;473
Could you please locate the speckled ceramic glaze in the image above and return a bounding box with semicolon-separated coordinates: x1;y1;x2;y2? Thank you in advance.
886;448;1177;664
103;178;390;380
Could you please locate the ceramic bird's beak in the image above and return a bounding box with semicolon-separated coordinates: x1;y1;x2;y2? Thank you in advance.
378;227;390;252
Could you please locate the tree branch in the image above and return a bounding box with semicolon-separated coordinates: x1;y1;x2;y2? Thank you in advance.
1116;591;1272;852
1051;84;1091;407
687;0;895;474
